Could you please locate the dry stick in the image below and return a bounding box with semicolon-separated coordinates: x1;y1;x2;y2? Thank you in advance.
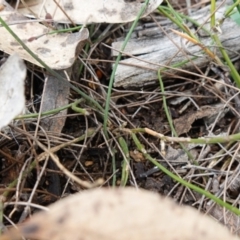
106;44;240;91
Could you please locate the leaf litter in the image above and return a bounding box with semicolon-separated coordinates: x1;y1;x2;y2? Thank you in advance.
0;0;240;239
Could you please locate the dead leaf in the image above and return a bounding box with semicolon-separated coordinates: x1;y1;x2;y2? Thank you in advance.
174;104;228;135
174;111;196;135
130;149;145;162
0;54;26;129
17;0;163;24
0;1;89;69
1;188;238;240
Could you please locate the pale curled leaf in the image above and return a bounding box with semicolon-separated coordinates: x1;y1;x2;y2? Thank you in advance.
0;54;26;129
2;188;238;240
17;0;163;24
0;2;89;69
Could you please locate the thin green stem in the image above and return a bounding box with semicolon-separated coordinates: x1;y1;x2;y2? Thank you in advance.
210;0;240;87
158;70;194;161
103;0;150;136
158;6;198;40
119;137;130;186
212;34;240;88
16;99;83;119
71;100;90;115
226;0;240;17
131;132;240;215
130;127;240;144
210;0;216;29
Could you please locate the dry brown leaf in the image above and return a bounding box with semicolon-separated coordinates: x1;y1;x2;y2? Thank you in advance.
2;188;238;240
17;0;163;24
0;1;89;69
130;149;145;162
173;111;196;136
174;104;228;135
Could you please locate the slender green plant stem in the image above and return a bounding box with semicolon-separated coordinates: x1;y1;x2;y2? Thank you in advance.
71;100;90;115
103;0;150;136
48;25;82;34
159;2;240;87
158;6;184;31
210;0;216;28
158;6;198;40
157;70;177;137
187;133;240;144
210;0;240;87
162;1;183;28
130;127;240;144
178;13;211;35
231;0;240;14
229;0;240;16
157;70;194;161
131;132;240;215
119;137;130;186
212;34;240;87
16;99;83;119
